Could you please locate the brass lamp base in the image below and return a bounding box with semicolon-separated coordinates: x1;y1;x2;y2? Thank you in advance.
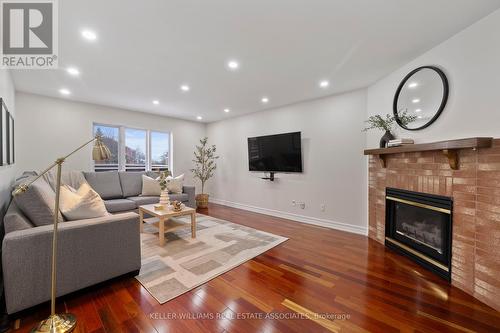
30;314;76;333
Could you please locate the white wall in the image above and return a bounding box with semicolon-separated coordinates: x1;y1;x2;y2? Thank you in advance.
206;89;368;234
367;9;500;146
0;70;16;225
15;92;206;188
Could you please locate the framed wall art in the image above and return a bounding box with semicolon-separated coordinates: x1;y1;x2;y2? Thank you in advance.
1;98;14;166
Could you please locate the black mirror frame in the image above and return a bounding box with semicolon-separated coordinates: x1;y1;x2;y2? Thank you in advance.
393;65;449;131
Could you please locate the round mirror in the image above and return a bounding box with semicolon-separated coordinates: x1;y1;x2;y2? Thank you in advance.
393;66;448;130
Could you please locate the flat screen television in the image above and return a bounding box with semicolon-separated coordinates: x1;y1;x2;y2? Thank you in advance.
248;132;302;173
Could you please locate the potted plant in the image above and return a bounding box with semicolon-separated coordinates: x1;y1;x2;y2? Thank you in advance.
190;137;219;208
363;111;416;148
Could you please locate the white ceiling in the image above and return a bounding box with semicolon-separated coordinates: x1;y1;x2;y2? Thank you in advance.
11;0;500;123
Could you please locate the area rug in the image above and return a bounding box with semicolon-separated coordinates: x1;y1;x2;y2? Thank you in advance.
136;213;288;304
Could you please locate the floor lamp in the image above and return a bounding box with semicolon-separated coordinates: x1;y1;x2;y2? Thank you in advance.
13;134;111;333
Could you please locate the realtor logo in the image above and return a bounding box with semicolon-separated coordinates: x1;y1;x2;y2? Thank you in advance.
1;0;58;68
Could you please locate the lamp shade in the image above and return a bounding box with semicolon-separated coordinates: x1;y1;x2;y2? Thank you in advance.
92;136;112;161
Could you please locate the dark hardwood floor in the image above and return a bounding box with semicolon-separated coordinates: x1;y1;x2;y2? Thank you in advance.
10;203;500;333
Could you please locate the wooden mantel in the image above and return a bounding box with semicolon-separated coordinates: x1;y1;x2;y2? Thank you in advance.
364;137;493;169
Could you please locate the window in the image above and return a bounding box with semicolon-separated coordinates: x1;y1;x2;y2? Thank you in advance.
151;131;170;171
94;125;119;172
125;128;147;171
92;123;171;172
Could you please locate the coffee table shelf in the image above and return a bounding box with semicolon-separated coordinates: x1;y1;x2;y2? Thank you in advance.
139;204;196;246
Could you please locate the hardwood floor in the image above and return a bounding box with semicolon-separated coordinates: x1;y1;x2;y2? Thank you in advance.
10;203;500;333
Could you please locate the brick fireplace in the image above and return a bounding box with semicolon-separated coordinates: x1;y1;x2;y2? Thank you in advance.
367;138;500;311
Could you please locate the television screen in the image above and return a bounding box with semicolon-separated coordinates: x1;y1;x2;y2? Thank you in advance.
248;132;302;172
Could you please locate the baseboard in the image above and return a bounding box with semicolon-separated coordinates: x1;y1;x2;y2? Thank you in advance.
211;198;368;236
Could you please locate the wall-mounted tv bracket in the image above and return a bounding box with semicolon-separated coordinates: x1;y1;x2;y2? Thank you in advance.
261;172;275;181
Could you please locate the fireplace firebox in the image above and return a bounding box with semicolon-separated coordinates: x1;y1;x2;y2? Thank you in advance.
385;188;453;281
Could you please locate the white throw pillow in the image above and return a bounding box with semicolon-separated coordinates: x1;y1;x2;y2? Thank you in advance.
59;182;109;220
141;175;161;196
166;174;184;194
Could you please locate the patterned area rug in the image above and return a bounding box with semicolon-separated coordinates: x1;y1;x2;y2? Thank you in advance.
136;213;288;304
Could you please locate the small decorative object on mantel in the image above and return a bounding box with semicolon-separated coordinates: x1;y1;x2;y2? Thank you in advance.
387;138;414;147
191;137;219;208
158;170;170;207
363;112;417;148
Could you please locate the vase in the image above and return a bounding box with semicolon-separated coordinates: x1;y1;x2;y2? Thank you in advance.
159;190;170;206
380;130;395;148
196;193;209;209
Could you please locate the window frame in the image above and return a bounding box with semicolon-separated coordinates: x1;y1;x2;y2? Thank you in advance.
124;127;148;171
92;122;172;172
93;123;120;172
150;130;171;172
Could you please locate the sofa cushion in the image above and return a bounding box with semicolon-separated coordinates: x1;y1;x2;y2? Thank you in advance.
146;171;160;178
119;171;146;197
3;201;34;234
104;199;136;213
83;171;123;200
13;176;63;227
15;171;37;182
127;196;159;206
169;193;189;202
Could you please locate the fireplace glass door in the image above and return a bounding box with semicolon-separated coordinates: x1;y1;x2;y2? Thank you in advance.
393;200;447;259
385;188;452;280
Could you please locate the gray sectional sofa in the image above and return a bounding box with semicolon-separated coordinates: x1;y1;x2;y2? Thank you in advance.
83;171;196;213
1;171;195;314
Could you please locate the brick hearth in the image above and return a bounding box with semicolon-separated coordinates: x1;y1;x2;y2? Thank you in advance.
368;139;500;311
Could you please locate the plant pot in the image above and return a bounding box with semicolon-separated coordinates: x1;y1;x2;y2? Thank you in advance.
196;194;209;208
380;130;395;148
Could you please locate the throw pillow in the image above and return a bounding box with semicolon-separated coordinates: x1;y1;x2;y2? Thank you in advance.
13;176;63;226
59;183;109;220
166;174;184;194
141;175;161;196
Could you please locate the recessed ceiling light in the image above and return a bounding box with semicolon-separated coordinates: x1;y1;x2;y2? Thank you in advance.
59;88;71;96
408;82;418;88
81;29;97;41
319;80;330;88
415;108;422;112
412;98;420;103
417;115;423;119
227;60;239;70
66;67;80;76
197;116;203;120
180;85;190;92
152;100;159;105
224;108;230;113
261;97;269;103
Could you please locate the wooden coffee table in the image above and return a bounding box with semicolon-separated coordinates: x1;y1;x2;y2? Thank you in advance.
138;204;196;246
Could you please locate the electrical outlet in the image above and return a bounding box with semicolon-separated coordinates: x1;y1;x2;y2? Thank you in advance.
320;204;326;212
299;202;305;209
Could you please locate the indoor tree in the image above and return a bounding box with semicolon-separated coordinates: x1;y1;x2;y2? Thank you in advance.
190;137;219;208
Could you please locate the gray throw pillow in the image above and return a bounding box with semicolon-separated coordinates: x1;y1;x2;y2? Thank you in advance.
13;176;63;227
